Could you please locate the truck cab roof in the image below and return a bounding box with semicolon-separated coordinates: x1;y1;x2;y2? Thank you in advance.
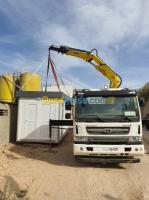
73;88;137;97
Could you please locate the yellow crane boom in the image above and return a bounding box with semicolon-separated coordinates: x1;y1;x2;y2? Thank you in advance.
49;45;122;88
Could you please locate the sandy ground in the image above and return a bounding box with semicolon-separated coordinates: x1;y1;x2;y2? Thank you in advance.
0;129;149;200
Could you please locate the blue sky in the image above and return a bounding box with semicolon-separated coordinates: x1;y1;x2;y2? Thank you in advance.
0;0;149;89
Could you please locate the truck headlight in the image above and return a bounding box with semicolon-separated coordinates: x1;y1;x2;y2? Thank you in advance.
74;136;88;142
129;136;142;142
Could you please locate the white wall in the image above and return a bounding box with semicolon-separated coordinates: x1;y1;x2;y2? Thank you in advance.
17;98;67;143
43;85;74;98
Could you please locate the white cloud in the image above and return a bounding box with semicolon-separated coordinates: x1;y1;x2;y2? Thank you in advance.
0;52;47;75
1;0;149;49
62;74;90;89
120;66;149;89
35;0;149;69
72;0;145;48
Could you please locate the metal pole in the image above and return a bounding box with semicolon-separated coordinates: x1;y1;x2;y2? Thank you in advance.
49;119;52;150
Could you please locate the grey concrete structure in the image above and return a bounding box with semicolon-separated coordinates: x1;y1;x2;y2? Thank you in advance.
0;103;17;145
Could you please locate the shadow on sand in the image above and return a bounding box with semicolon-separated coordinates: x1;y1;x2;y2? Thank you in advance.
9;130;126;169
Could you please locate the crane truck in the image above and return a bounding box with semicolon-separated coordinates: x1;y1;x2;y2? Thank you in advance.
49;45;144;163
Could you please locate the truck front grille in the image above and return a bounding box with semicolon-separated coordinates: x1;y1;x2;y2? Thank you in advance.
88;136;129;144
86;127;130;135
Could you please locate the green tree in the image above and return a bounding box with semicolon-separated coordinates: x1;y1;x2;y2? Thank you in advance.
138;82;149;101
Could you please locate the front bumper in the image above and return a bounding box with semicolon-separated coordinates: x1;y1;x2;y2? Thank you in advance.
73;144;144;156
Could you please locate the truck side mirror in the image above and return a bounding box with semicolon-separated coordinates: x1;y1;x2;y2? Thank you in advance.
65;113;71;119
139;97;145;107
65;100;71;110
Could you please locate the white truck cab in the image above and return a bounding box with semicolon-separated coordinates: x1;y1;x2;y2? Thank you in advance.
72;88;144;163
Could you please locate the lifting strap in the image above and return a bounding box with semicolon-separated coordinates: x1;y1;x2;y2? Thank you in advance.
45;53;60;92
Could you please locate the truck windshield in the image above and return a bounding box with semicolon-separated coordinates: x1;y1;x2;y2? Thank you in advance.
75;96;140;122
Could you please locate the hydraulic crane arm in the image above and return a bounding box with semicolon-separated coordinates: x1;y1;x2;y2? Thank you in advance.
49;45;122;88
